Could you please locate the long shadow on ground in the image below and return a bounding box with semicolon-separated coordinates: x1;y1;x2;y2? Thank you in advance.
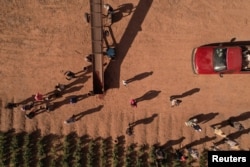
130;114;158;128
189;112;219;124
74;105;104;121
104;0;153;90
135;90;161;103
211;111;250;129
170;88;200;100
126;71;153;84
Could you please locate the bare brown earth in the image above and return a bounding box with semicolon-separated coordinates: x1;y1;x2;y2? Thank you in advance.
0;0;250;159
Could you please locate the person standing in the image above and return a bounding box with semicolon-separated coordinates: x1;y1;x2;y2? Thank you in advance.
122;80;128;86
34;93;44;102
85;54;93;63
64;71;75;80
64;115;76;124
21;101;34;111
104;4;114;15
25;110;36;119
126;123;133;136
130;99;137;108
55;83;65;92
170;98;181;107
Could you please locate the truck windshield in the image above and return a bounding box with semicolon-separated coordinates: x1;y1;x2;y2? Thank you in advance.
213;48;227;72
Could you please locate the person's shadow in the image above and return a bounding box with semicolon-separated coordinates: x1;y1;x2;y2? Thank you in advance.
126;71;153;84
53;93;90;110
129;114;158;128
226;128;250;140
74;65;92;76
189;112;219;124
161;137;186;149
211;111;250;129
135;90;161;102
74;105;104;121
65;76;90;89
183;136;216;148
63;85;84;95
112;3;135;23
170;88;200;100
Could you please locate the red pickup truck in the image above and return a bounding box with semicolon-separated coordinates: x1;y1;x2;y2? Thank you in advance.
192;45;250;76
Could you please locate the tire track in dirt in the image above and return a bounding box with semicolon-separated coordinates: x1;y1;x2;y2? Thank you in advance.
0;98;3;127
143;111;158;145
133;110;148;145
25;117;38;133
124;108;136;145
156;111;170;147
12;109;26;133
0;98;2;130
0;97;14;132
38;112;52;136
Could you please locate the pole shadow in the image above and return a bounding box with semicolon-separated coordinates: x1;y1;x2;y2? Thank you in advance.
126;71;153;84
189;112;219;124
104;0;153;90
74;105;104;121
170;88;200;100
129;113;158;128
135;90;161;102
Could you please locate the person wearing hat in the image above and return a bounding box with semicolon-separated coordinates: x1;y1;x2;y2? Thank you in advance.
104;4;114;15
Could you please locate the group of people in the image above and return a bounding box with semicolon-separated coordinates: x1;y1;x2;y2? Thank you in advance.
5;92;55;119
4;65;92;122
242;49;250;70
121;77;248;160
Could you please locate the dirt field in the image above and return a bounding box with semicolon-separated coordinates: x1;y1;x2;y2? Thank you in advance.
0;0;250;158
